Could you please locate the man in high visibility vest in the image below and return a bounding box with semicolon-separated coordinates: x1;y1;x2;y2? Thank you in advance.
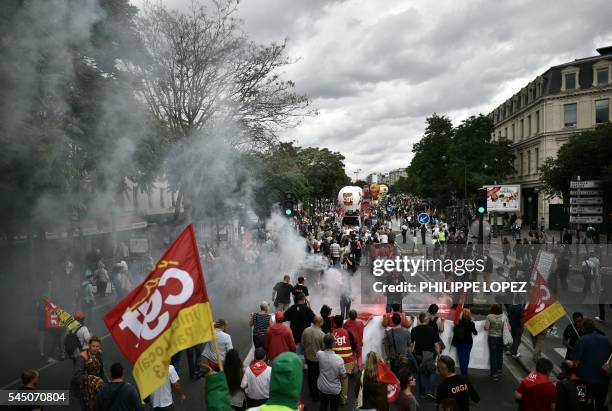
331;315;354;406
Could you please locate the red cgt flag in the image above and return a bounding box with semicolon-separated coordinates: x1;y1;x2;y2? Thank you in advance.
104;224;215;400
377;359;400;403
377;358;399;385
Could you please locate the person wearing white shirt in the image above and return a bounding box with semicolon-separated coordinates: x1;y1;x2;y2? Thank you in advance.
241;347;272;407
201;319;233;369
149;364;186;410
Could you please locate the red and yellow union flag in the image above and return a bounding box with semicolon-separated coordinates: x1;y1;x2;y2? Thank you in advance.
522;272;566;336
104;224;215;399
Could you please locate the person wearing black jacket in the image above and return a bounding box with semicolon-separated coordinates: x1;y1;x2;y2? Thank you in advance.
283;292;315;352
95;363;142;411
320;305;334;334
452;309;478;376
555;360;586;411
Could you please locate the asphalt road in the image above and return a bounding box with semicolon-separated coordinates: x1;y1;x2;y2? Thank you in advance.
2;220;610;410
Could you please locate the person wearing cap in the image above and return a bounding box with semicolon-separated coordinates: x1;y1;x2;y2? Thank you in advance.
69;312;92;358
266;312;296;362
202;351;303;411
201;319;233;371
241;348;272;407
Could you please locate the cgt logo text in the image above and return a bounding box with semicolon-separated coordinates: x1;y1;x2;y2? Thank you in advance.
119;268;194;341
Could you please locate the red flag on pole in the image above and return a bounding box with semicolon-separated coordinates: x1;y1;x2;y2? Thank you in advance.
43;299;62;328
377;358;399;385
104;224;215;400
454;291;465;325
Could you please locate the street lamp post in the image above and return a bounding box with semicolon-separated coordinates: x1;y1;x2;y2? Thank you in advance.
442;156;469;229
353;168;361;183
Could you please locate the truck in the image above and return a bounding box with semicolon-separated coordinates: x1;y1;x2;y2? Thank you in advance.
337;186;363;232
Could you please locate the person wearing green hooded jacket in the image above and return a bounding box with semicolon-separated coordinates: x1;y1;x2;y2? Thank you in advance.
203;351;304;411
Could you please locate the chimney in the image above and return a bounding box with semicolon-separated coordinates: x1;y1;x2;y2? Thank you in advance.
596;46;612;56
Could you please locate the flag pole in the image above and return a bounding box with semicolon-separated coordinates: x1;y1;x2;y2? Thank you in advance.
211;329;224;372
564;312;580;338
190;224;224;372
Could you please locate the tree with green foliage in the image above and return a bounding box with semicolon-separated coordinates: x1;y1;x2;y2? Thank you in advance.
247;142;350;217
0;0;157;237
407;114;515;208
407;114;453;205
540;123;612;204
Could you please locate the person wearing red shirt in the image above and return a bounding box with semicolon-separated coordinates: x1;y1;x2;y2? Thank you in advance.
265;312;296;362
515;358;557;411
381;303;412;329
332;315;354;406
343;309;365;369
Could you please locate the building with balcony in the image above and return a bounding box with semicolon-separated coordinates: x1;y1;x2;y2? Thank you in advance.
489;46;612;229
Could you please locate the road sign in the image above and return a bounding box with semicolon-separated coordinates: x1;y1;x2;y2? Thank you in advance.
569;197;603;205
569;216;603;224
418;213;430;224
570;190;602;196
570;206;603;214
570;180;601;189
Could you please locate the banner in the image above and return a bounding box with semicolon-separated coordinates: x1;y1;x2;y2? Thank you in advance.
104;224;215;400
43;299;81;331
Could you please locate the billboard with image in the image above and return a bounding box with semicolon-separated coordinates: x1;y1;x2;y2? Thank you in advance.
484;185;520;212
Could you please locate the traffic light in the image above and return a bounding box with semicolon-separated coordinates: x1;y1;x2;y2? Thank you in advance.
283;192;295;216
476;188;487;216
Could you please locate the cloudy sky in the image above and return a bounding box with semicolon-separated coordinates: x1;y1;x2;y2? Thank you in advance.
134;0;612;177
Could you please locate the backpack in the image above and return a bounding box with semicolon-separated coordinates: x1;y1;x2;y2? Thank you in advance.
64;326;83;358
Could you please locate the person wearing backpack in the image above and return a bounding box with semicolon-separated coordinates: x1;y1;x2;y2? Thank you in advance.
65;311;91;360
95;362;142;410
451;309;478;376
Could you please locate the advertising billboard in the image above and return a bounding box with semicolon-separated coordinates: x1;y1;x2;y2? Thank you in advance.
484;185;520;212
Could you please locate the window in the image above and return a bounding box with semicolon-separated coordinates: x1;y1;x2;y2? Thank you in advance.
147;190;153;208
595;99;609;123
564;103;577;128
133;186;139;209
512;124;515;141
504;127;508;138
171;191;176;207
519;152;524;176
520;119;524;139
527;151;531;175
159;188;165;208
535;147;539;172
527;115;532;137
535;110;540;134
565;73;576;90
596;68;609;85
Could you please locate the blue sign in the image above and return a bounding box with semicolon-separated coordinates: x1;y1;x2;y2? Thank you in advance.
418;213;430;224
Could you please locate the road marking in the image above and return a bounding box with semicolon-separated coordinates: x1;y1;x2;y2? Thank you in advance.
1;333;112;390
0;300;115;390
